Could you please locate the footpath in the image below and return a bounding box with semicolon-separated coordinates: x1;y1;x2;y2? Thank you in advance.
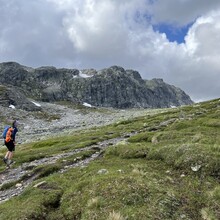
0;133;134;203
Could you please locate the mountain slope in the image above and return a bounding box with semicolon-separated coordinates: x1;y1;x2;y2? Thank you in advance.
0;62;193;109
0;98;219;219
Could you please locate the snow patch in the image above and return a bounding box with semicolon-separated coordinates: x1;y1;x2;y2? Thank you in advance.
31;101;41;107
83;102;92;107
9;105;15;109
72;71;93;79
79;71;93;78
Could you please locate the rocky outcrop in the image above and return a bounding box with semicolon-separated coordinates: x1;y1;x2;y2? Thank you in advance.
145;78;193;107
0;85;41;111
0;62;193;109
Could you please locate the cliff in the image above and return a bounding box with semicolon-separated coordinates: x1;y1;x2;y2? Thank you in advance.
0;62;193;110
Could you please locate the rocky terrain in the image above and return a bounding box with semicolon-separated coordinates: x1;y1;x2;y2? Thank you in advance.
0;61;189;143
0;101;162;204
0;100;163;145
0;62;193;110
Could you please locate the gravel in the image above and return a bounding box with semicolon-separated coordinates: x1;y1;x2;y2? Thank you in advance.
0;101;165;203
0;101;160;145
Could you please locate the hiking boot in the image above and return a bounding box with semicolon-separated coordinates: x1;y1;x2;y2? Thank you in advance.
3;157;8;164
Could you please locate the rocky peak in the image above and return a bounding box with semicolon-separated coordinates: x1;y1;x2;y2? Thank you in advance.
109;66;125;72
152;78;164;83
0;61;21;69
0;62;193;109
80;69;97;77
97;66;126;77
125;69;144;83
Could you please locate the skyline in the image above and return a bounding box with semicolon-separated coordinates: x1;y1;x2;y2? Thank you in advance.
1;0;220;102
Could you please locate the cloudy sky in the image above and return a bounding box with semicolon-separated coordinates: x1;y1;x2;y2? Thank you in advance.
1;0;220;102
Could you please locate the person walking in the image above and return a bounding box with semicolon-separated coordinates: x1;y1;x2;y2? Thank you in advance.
3;120;18;166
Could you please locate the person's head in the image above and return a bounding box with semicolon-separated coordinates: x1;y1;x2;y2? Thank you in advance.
12;120;17;128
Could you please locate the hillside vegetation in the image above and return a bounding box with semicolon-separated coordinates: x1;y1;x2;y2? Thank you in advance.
0;99;219;220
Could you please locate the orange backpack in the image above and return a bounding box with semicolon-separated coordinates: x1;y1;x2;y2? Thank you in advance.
5;127;14;143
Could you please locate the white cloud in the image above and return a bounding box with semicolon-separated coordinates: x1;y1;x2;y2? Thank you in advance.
0;0;76;67
185;11;220;57
58;0;151;60
63;1;126;54
0;0;220;102
148;0;220;26
177;11;220;101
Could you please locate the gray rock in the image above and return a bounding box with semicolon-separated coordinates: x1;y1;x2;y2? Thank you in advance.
0;62;193;109
97;169;109;174
0;85;41;111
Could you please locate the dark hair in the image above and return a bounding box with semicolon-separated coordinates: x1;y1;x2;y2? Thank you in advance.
12;120;17;128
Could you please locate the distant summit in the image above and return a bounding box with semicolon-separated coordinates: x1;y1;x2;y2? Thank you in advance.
0;62;193;110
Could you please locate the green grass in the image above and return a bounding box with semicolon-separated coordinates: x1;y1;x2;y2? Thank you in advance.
0;98;220;219
0;128;120;170
0;158;218;219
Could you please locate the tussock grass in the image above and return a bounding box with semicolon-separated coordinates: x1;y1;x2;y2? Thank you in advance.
105;143;149;159
33;164;62;178
0;180;20;191
107;210;125;220
0;183;63;220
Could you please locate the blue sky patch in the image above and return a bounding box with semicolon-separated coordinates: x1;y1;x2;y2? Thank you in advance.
153;23;193;44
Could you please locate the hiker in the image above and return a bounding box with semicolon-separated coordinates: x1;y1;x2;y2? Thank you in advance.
3;120;18;166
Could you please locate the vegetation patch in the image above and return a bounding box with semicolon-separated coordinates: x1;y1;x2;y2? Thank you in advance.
0;99;220;219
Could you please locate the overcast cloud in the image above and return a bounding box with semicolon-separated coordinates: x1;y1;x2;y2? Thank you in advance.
0;0;220;102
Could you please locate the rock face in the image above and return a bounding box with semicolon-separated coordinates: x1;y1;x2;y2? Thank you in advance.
0;85;41;111
145;78;193;107
0;62;193;109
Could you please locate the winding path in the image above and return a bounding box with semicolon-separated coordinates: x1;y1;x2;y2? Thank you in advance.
0;134;134;203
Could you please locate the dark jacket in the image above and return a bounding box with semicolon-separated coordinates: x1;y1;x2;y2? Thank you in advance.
12;127;18;142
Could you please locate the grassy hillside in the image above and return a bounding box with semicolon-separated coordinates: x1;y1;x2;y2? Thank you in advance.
0;99;219;220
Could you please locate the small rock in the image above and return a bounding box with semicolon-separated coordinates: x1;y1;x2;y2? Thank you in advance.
143;123;148;127
16;183;23;188
97;169;108;174
191;164;201;172
152;136;158;144
180;214;186;219
74;157;81;162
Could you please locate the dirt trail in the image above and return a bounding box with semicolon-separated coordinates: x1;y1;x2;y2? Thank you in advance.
0;134;133;203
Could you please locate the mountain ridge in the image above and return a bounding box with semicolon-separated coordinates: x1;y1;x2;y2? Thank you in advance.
0;62;193;110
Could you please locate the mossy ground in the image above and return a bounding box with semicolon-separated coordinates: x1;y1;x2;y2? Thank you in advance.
0;99;219;219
